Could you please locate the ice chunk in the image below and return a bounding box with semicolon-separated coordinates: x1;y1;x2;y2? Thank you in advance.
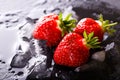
105;42;115;51
26;7;45;20
10;50;32;68
29;39;54;68
18;23;34;39
26;55;52;80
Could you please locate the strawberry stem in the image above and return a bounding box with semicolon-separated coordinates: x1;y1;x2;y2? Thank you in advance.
98;14;118;35
58;12;76;36
83;31;101;49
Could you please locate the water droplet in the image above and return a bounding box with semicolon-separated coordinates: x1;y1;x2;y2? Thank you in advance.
22;37;30;42
5;14;11;16
26;17;38;24
11;71;15;73
8;67;12;71
5;20;10;22
16;71;24;76
45;7;61;14
57;0;61;2
11;18;19;23
2;61;5;64
33;0;47;6
0;21;3;24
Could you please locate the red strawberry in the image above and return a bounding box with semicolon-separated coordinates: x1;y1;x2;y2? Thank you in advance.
33;13;76;47
74;14;117;41
54;31;100;67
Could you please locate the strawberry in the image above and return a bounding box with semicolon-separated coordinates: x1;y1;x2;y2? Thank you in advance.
33;13;76;47
74;14;117;41
54;31;100;67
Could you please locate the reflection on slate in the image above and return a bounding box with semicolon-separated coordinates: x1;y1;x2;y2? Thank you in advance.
0;0;120;80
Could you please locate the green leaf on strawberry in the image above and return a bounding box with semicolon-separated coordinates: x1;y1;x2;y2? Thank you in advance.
83;31;101;49
58;12;77;36
98;14;118;35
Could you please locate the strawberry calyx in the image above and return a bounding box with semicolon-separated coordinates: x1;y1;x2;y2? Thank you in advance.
83;31;101;49
98;14;118;35
58;12;77;36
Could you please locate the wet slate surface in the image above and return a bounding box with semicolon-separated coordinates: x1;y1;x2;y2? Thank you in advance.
0;0;120;80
